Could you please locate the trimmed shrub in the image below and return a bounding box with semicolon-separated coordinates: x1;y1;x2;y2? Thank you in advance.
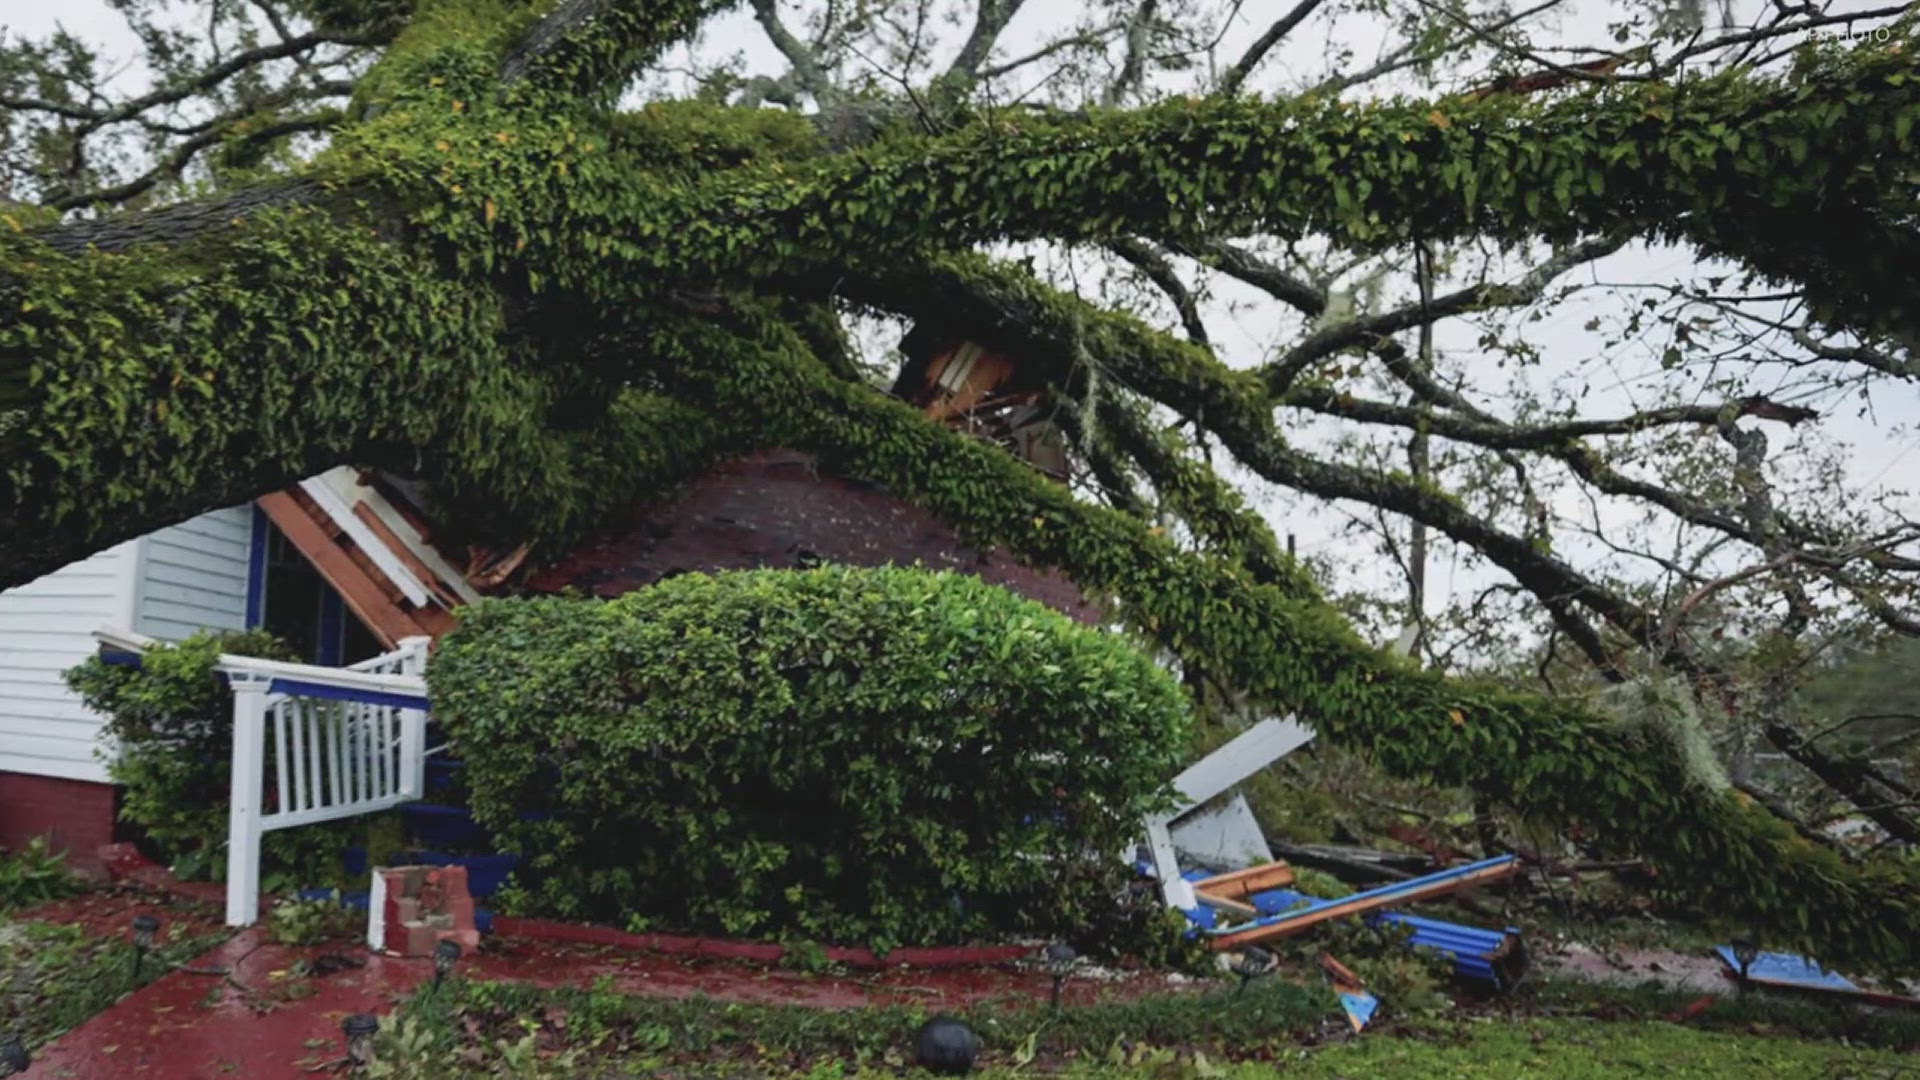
430;567;1193;949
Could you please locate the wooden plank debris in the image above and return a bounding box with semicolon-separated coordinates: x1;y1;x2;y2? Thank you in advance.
1207;855;1520;950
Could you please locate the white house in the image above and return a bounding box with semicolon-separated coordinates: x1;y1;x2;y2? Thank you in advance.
0;469;475;866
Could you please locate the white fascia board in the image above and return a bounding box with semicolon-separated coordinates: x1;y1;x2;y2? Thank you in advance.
1160;714;1315;821
298;473;434;608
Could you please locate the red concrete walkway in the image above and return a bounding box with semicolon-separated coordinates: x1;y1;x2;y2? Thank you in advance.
25;930;434;1079
25;929;1182;1078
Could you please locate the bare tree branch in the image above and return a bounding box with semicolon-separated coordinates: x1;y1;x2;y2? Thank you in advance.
70;30;384;136
750;0;841;103
976;29;1117;80
1219;0;1330;95
1169;238;1326;316
944;0;1030;86
1309;0;1568;97
1103;0;1160;106
1110;239;1211;346
1790;329;1920;380
1285;393;1823;451
1263;234;1626;394
47;108;345;213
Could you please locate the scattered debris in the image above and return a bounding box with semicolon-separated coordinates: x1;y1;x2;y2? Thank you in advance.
1318;953;1378;1033
1141;716;1316;909
1206;856;1520;951
1139;730;1526;992
1667;994;1717;1022
1712;946;1920;1008
1193;862;1298;906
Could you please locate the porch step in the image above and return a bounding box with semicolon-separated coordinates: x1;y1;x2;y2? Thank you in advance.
397;801;491;849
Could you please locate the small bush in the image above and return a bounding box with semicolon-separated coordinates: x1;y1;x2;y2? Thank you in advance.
267;894;363;946
65;630;355;887
430;567;1194;949
0;838;83;909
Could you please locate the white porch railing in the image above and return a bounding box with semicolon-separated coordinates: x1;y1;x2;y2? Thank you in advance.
217;637;432;926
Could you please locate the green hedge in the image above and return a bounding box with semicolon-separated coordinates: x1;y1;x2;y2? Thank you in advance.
429;567;1193;949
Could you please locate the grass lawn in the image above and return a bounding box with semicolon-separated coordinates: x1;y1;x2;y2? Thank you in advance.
365;970;1920;1078
1207;1018;1893;1078
835;1019;1899;1078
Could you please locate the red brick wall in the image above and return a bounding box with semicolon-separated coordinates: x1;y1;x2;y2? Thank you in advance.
0;772;118;873
525;451;1103;624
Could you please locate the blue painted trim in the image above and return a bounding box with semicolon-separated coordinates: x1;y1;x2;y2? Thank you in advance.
266;678;430;711
101;650;144;667
245;506;270;629
317;588;345;666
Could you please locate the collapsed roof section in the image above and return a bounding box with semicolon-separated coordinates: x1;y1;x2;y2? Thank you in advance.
519;449;1100;622
268;334;1088;636
256;469;477;647
893;332;1070;481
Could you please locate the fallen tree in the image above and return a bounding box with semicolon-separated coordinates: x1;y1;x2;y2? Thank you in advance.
4;0;1920;966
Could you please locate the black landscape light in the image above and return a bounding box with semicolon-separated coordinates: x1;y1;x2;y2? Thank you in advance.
131;914;161;983
1043;941;1078;1010
913;1015;979;1076
343;1013;379;1071
1233;945;1276;997
433;938;462;990
0;1035;29;1077
1730;937;1760;993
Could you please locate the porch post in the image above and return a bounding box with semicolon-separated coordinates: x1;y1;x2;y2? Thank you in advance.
225;675;270;926
396;635;432;798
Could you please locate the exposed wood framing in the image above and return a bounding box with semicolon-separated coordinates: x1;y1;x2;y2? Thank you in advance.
257;490;432;647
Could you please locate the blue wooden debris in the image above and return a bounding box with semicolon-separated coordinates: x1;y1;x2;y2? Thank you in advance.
1714;947;1859;992
1336;988;1379;1031
1145;860;1527;988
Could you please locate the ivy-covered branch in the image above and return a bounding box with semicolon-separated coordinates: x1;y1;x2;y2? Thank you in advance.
496;0;728;96
507;38;1920;333
831;253;1684;657
0;204;726;589
645;299;1920;970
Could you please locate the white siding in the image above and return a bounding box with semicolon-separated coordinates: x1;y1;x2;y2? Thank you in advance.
0;504;258;783
0;540;139;781
135;505;254;642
